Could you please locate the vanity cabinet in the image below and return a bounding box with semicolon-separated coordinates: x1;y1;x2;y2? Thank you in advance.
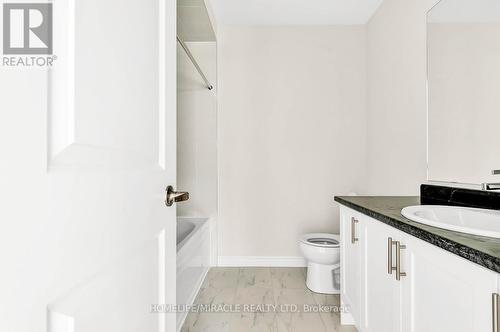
401;232;498;332
364;219;404;332
340;208;366;325
340;206;499;332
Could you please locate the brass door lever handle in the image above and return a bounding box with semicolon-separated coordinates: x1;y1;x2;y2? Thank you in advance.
165;186;190;207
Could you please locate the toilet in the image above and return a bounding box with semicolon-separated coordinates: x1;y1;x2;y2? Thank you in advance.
299;233;340;294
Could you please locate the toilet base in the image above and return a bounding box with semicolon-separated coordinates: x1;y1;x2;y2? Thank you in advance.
305;262;340;294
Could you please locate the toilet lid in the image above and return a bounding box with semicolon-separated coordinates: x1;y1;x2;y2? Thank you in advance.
300;233;340;248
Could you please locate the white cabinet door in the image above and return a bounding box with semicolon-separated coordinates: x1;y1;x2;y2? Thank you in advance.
401;234;498;332
340;207;365;326
364;218;403;332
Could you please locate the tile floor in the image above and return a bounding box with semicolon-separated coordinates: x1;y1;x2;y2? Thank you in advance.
181;267;358;332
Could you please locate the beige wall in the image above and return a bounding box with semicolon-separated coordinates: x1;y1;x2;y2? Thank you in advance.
366;0;437;195
216;0;452;258
218;26;368;258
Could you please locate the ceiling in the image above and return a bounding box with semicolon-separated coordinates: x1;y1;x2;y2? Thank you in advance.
428;0;500;23
209;0;384;25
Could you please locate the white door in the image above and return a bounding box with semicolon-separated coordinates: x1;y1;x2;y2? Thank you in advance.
401;234;498;332
0;0;178;331
364;219;403;332
340;208;364;326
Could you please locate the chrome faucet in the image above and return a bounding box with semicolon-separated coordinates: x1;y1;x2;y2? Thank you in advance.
481;183;500;191
482;170;500;190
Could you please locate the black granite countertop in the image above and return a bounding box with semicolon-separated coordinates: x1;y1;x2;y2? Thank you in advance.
334;196;500;273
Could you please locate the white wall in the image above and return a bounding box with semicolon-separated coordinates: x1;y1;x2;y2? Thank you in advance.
216;0;476;260
365;0;437;195
177;42;218;218
217;26;367;259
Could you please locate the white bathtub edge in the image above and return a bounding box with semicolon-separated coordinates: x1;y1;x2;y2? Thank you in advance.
176;266;209;332
176;217;209;252
176;217;211;331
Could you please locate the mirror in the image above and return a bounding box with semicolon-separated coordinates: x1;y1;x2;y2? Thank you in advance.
427;0;500;185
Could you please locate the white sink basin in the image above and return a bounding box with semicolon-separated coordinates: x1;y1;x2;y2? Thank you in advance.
401;205;500;238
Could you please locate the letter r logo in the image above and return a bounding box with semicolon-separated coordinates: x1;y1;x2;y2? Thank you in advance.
3;3;52;54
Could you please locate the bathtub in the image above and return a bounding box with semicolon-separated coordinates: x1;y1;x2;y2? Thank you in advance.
176;217;210;330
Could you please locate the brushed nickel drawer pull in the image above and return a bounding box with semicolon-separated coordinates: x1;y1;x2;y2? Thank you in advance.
395;241;406;281
388;237;395;274
351;217;359;244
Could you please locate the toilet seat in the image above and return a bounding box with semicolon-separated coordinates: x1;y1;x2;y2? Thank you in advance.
300;233;340;248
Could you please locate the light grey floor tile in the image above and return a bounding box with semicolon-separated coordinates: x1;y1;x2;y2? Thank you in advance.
276;311;328;332
274;288;316;309
182;267;357;332
238;267;273;288
311;293;340;306
229;312;279;332
235;286;275;307
270;268;307;289
182;311;279;332
181;312;233;332
194;286;237;305
201;267;239;289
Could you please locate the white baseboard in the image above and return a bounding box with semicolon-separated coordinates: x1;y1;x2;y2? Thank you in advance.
340;298;355;326
340;311;355;326
217;256;306;267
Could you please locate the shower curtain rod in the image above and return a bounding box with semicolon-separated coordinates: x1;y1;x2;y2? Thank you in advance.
177;36;214;91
